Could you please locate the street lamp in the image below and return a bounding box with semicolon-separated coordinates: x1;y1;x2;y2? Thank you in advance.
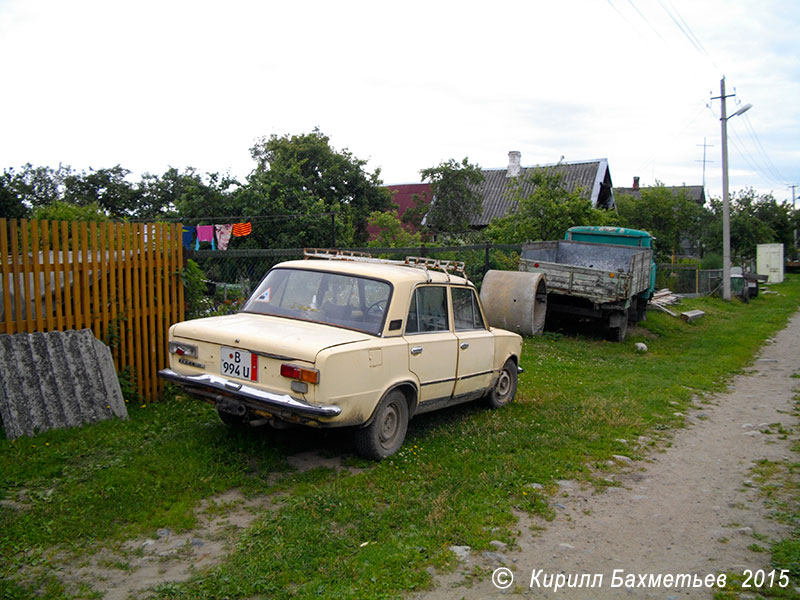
719;77;752;301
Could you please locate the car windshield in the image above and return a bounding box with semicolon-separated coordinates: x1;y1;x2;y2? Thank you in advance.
242;267;392;336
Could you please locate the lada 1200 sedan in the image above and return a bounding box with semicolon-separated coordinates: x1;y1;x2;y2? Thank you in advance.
159;250;523;459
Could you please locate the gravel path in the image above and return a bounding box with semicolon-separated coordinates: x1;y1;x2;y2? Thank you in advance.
414;311;800;600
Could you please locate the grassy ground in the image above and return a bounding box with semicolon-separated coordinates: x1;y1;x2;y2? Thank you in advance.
1;277;799;599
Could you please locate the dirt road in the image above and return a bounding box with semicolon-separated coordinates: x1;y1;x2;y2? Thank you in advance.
414;312;800;599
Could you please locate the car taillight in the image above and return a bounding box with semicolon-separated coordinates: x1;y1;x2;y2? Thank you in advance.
169;341;198;358
280;364;320;384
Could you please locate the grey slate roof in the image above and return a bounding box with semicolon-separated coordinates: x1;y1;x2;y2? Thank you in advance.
471;159;615;227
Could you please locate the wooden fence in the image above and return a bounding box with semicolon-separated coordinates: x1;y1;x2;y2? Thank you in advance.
1;218;185;403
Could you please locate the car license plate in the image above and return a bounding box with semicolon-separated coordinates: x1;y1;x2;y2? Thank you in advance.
221;347;258;382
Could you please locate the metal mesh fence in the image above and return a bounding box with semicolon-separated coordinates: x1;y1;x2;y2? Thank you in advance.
657;264;723;295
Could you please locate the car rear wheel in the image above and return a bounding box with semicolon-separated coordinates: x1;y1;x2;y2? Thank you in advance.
488;358;518;408
355;390;409;460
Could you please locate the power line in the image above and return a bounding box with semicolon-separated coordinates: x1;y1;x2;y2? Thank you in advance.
626;0;668;44
606;0;650;41
739;113;788;184
706;103;787;191
636;102;708;174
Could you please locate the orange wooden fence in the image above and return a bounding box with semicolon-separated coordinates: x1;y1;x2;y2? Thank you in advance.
0;218;185;403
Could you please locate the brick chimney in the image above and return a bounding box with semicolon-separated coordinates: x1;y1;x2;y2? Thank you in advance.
633;176;640;191
507;151;521;178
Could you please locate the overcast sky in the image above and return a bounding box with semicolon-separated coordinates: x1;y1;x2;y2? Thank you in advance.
1;0;798;204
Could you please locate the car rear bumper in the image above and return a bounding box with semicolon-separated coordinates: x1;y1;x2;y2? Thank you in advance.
158;369;342;419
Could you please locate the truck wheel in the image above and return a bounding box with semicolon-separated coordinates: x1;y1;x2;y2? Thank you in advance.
355;390;409;460
488;358;518;409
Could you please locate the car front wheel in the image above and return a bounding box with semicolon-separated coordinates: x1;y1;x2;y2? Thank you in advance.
355;390;409;460
488;358;518;408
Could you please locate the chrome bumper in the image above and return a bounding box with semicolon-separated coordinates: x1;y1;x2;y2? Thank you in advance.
158;369;342;418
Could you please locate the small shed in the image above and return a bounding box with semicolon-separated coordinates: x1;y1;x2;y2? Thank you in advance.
757;243;784;284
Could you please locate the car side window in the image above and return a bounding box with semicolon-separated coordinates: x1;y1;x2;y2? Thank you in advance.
452;287;485;331
405;286;449;334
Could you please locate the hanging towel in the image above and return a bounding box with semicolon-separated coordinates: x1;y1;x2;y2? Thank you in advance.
215;224;233;250
181;225;195;249
196;225;216;250
232;222;252;237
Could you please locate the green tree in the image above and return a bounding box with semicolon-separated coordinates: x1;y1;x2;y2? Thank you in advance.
62;165;142;217
420;158;484;234
5;163;72;208
32;200;109;222
367;210;422;248
168;168;240;222
249;129;390;245
485;167;612;244
704;189;791;259
0;169;30;219
616;183;709;261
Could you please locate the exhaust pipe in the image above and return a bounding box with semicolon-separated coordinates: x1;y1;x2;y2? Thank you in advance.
216;397;246;416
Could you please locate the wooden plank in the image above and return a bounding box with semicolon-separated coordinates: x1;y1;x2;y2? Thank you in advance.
9;220;23;334
0;219;12;334
39;221;55;331
168;224;178;327
51;221;65;331
71;221;83;329
680;309;705;322
132;223;146;400
19;220;34;333
62;222;75;329
650;302;679;317
124;223;135;387
30;221;45;332
176;223;184;323
107;222;120;369
90;222;101;339
146;224;157;401
156;223;167;395
80;222;91;332
99;222;110;345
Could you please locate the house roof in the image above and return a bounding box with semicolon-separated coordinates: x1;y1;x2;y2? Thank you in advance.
471;158;615;227
613;184;706;205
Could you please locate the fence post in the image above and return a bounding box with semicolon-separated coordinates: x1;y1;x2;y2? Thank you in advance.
695;264;699;295
484;241;491;276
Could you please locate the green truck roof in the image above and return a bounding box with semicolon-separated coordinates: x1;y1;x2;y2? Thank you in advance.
566;226;654;247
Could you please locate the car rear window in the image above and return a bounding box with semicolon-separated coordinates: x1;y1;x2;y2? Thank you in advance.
242;268;392;336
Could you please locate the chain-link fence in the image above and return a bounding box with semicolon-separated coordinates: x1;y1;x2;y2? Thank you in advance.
185;244;522;317
657;264;723;295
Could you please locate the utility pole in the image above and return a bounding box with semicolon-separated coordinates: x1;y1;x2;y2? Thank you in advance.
792;184;798;260
712;77;751;301
718;77;734;301
696;138;714;189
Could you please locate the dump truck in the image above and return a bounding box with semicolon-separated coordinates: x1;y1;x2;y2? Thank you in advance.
519;226;656;341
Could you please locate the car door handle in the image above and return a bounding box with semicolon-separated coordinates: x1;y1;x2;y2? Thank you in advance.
460;342;469;350
410;347;423;355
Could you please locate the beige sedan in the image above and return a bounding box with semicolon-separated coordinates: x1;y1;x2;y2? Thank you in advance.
159;252;522;459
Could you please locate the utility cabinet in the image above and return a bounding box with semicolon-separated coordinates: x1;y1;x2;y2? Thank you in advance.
756;243;784;284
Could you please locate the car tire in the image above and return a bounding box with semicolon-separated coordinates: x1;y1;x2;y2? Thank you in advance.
488;358;518;409
354;390;409;460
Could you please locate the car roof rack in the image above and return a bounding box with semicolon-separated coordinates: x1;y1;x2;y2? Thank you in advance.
303;248;467;282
